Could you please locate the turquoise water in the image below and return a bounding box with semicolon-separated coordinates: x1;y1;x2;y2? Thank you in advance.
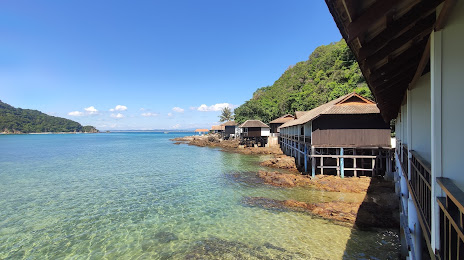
0;133;399;259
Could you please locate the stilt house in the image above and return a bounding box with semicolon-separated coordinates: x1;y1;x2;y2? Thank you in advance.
239;120;270;147
269;114;294;134
221;121;238;139
194;129;209;135
325;0;464;258
279;93;391;177
210;125;224;134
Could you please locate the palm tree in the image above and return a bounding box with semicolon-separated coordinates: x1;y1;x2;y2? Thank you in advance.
219;107;234;122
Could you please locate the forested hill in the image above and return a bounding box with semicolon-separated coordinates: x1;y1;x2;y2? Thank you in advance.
234;39;372;124
0;100;98;133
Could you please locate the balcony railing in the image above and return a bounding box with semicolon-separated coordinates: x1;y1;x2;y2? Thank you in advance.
436;178;464;260
402;144;409;176
409;150;432;242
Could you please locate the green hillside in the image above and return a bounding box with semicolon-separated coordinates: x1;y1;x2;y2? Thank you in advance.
234;39;372;123
0;100;98;133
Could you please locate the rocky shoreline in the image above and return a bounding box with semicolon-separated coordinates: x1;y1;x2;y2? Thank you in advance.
171;135;284;155
172;134;399;230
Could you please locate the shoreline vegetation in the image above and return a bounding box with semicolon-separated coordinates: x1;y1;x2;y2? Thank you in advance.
172;134;399;230
0;100;99;134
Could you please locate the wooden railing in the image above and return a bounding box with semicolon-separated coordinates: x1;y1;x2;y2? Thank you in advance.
436;178;464;260
402;144;409;176
409;150;432;241
279;134;311;144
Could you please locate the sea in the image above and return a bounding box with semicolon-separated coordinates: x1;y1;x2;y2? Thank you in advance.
0;132;399;259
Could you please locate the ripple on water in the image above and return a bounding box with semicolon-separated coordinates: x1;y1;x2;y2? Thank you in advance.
0;133;399;259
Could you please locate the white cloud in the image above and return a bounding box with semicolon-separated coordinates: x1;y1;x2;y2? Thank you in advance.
141;112;158;117
167;112;173;117
68;111;84;116
140;108;145;111
171;124;181;129
109;105;127;111
111;113;125;118
115;105;127;111
84;106;98;114
172;107;184;113
195;103;234;112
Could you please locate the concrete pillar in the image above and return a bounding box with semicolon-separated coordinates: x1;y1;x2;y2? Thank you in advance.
311;146;316;177
340;147;344;178
408;196;423;260
304;145;308;173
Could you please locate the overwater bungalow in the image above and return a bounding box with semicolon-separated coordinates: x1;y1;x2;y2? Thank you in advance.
239;120;270;147
269;114;294;135
325;0;463;259
221;121;239;139
279;93;392;177
194;129;209;135
210;125;225;134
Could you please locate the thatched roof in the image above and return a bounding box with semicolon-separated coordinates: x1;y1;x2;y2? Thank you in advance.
220;121;238;126
294;111;306;119
269;114;294;124
280;93;379;128
239;120;269;128
211;125;225;131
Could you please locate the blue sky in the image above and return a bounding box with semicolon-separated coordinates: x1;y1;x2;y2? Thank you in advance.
1;0;342;130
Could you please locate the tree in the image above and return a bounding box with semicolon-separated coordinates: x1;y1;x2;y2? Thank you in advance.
219;107;234;122
234;39;373;123
0;100;98;133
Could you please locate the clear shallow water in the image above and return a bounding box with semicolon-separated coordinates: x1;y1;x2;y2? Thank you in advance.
0;133;399;259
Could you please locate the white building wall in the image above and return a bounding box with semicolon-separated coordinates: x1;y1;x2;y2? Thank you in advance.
401;102;408;145
441;1;464;190
304;122;311;137
410;73;431;162
261;128;270;137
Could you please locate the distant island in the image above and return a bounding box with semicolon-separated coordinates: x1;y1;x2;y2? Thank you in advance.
0;100;98;134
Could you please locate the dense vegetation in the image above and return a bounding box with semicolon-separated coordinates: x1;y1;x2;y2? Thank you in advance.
234;39;372;123
0;100;98;133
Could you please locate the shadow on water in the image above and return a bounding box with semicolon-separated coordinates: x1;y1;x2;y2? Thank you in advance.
342;177;401;259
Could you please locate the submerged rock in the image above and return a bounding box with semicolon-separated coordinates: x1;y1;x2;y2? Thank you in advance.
155;231;178;243
224;172;265;187
242;195;399;229
181;237;310;259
